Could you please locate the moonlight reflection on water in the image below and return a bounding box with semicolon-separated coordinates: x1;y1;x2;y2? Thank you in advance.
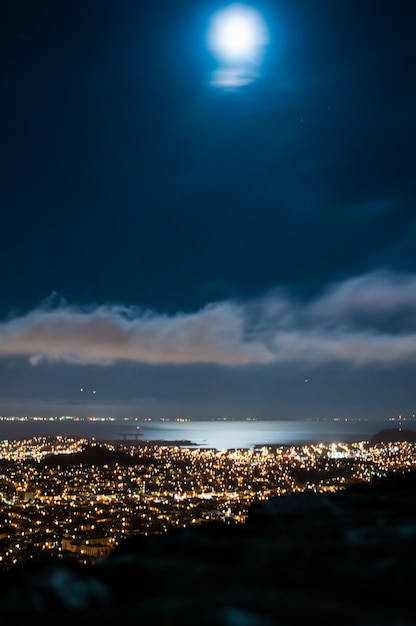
0;418;382;450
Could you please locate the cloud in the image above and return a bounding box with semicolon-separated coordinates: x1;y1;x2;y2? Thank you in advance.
0;303;274;367
1;270;416;367
272;330;416;365
310;270;416;319
269;270;416;365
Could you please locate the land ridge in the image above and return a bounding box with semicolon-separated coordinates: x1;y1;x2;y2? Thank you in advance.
2;469;416;625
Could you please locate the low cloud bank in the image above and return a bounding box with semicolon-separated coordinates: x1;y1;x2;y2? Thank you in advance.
0;303;273;366
1;270;416;367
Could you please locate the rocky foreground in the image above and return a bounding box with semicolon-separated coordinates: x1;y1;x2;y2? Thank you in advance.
3;471;416;625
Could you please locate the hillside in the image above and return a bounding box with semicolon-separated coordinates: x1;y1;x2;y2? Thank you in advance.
2;470;416;625
39;443;137;468
369;428;416;445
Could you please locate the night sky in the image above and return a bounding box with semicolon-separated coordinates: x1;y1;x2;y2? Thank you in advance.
1;0;415;420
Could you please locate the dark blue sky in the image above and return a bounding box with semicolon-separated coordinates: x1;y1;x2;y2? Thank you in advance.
1;0;415;420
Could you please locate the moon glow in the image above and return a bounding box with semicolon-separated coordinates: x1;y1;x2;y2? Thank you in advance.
207;4;269;63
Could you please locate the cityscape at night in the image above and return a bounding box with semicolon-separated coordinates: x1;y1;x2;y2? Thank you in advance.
1;0;416;621
0;431;415;570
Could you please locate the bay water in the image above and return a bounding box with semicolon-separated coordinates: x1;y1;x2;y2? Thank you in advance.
0;418;399;450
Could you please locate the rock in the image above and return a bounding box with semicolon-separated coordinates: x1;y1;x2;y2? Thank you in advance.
4;471;416;625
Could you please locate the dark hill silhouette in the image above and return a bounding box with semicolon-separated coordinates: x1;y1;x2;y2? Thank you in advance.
0;458;16;470
3;470;416;624
39;443;136;468
369;427;416;445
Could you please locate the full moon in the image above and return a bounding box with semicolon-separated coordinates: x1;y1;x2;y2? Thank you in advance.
207;4;269;64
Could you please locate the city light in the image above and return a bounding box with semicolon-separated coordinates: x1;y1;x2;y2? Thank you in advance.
0;435;415;568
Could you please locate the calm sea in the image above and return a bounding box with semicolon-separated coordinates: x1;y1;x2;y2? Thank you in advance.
0;419;396;450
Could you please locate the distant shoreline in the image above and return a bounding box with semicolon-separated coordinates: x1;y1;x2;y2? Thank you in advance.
1;416;415;423
0;419;412;451
106;439;200;448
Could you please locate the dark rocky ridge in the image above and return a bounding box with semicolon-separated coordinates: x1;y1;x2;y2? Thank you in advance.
3;471;416;625
369;428;416;445
39;443;136;468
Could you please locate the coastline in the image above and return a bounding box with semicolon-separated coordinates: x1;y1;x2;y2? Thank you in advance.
0;418;408;451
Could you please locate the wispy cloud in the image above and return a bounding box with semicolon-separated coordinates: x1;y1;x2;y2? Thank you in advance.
1;270;416;367
0;302;274;366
